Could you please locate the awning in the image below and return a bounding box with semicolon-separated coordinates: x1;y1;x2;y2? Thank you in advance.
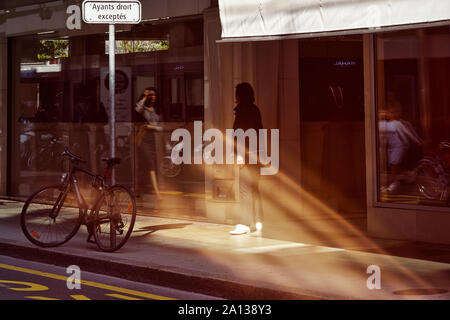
218;0;450;41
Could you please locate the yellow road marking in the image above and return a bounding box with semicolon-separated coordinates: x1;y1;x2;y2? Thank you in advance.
183;193;212;199
106;293;143;300
26;296;60;300
71;295;91;300
160;190;211;199
0;263;175;300
0;280;48;291
381;194;420;199
160;191;183;195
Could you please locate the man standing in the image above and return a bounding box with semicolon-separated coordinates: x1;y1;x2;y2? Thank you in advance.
229;82;264;235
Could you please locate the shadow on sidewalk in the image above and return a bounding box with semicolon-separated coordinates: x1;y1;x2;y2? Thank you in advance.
133;223;192;237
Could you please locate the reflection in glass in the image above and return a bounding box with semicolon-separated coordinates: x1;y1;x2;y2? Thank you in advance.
376;27;450;206
10;19;206;218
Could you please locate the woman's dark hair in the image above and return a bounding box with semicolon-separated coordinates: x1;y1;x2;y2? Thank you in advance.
235;82;255;104
137;86;161;115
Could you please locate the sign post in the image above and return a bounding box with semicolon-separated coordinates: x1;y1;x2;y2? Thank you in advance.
109;23;115;181
82;0;141;184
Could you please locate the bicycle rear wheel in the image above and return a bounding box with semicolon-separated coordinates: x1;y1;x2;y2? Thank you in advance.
92;185;136;252
416;158;448;201
21;184;82;247
160;157;182;178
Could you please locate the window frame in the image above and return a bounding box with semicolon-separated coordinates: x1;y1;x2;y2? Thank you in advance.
370;26;450;212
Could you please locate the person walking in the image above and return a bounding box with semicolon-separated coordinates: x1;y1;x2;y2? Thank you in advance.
135;87;163;200
229;82;264;235
378;105;422;193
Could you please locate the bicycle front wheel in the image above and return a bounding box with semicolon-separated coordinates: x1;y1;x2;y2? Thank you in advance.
21;184;82;247
92;185;136;252
416;159;448;201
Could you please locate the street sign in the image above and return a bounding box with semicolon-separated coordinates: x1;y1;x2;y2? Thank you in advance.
82;0;141;24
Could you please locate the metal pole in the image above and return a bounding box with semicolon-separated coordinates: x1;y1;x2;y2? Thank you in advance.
109;23;116;185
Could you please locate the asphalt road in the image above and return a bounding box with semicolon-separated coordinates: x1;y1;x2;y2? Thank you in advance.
0;255;221;300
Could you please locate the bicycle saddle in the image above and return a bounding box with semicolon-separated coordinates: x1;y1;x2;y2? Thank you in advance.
102;157;121;166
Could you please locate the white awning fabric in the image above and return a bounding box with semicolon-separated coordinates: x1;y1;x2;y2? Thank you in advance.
218;0;450;40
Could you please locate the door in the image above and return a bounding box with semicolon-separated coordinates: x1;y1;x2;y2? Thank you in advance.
299;36;366;216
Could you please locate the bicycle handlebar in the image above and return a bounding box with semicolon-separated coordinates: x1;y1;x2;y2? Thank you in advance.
62;146;87;164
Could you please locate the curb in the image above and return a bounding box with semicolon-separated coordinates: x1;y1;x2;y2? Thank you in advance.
0;242;321;300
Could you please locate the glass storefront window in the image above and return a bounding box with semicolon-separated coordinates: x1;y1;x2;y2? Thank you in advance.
10;18;206;216
105;40;169;54
38;40;69;60
376;26;450;207
299;36;367;215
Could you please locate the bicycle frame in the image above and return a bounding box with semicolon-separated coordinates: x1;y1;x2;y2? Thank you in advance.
56;162;108;224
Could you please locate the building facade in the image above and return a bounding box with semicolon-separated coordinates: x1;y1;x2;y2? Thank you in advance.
207;0;450;245
0;1;449;244
1;0;209;218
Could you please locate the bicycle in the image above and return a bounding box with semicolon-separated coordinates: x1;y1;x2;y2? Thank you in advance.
159;128;212;179
160;138;183;178
20;146;137;252
416;141;450;202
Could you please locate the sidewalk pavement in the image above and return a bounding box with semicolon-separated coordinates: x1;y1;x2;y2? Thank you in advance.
0;199;449;300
